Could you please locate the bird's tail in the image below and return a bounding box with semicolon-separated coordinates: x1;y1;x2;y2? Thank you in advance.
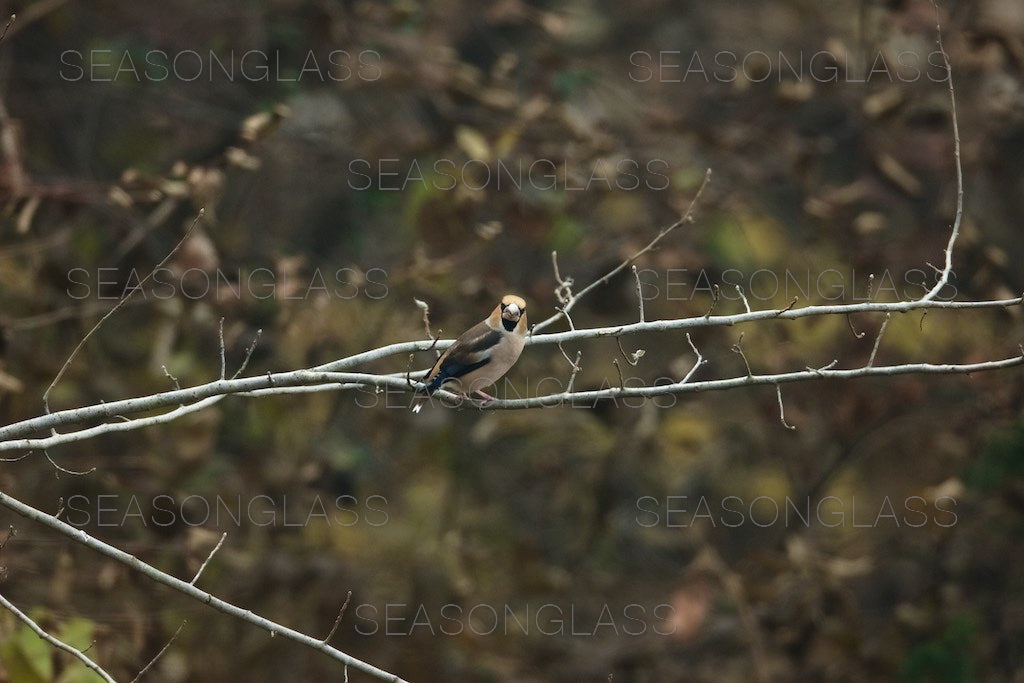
410;380;434;414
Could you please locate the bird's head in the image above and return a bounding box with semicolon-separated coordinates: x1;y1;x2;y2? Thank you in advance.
497;294;527;333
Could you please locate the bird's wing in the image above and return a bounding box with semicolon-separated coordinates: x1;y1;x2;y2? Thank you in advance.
424;323;502;391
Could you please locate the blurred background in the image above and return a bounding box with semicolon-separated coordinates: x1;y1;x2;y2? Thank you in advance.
1;0;1023;680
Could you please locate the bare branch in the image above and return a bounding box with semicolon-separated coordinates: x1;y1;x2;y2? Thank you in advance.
735;285;751;314
847;314;865;339
680;333;706;384
533;168;711;333
632;265;645;323
921;0;964;303
44;450;95;476
612;358;626;390
867;313;892;368
413;298;435;340
704;284;721;319
43;210;204;416
564;349;583;393
474;355;1024;410
131;620;186;683
231;329;263;380
4;396;225;453
219;318;227;379
556;306;576;331
309;293;1022;374
162;365;182;392
0;525;15;549
0;592;116;683
0;14;15;45
0;490;410;683
551;251;574;305
775;297;797;317
0;451;31;463
776;385;796;431
191;532;228;585
615;335;645;366
805;360;839;376
1;293;1022;447
323;591;353;644
731;333;753;377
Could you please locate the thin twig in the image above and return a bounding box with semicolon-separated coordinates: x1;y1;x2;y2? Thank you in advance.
775;297;797;317
557;306;576;331
44;450;95;477
776;385;796;431
162;366;182;392
612;358;625;390
0;525;15;549
130;620;186;683
190;532;227;585
0;592;116;683
805;360;839;376
0;14;15;45
632;265;645;323
413;298;435;340
231;329;263;379
564;349;583;393
557;337;584;393
921;0;963;303
704;284;721;319
551;251;574;304
847;314;865;339
0;451;31;463
680;333;707;384
735;285;751;314
533;169;711;333
219;318;227;379
405;355;417;389
867;313;891;368
731;333;753;377
43;210;204;416
557;341;578;369
323;591;353;644
615;335;645;366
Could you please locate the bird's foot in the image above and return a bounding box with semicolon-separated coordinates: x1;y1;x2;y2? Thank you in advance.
472;389;496;405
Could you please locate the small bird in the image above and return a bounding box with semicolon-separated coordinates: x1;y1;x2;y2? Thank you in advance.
411;294;528;413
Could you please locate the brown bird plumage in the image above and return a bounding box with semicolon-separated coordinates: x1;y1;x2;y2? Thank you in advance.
411;294;528;412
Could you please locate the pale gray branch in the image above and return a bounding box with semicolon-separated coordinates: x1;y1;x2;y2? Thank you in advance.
0;490;409;683
190;532;227;586
478;355;1024;410
921;1;963;303
0;591;116;683
1;294;1021;449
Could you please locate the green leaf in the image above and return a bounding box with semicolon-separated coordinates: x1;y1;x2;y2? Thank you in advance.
0;621;55;683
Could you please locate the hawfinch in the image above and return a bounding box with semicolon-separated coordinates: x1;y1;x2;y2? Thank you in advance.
411;294;528;412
